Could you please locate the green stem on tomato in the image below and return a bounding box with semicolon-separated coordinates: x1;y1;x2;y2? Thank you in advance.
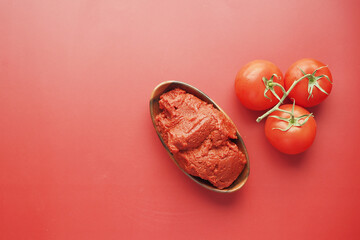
269;82;287;104
270;82;287;95
256;73;312;123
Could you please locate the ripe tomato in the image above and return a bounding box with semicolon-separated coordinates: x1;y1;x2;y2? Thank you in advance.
235;60;284;111
284;58;333;107
265;104;316;154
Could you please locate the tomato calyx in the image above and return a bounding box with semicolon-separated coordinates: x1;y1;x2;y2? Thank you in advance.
269;101;314;131
262;74;283;102
298;66;333;100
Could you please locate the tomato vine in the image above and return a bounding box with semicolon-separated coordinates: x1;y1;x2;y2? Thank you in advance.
256;65;331;129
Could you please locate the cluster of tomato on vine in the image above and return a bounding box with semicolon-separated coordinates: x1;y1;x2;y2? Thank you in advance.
234;58;333;154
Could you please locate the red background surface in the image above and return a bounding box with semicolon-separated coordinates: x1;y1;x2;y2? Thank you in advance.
1;0;360;239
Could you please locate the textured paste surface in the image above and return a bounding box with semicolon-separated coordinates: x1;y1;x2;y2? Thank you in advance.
156;88;246;189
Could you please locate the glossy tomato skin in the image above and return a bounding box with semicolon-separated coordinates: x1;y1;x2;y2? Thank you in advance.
235;60;284;111
265;104;316;154
284;58;333;107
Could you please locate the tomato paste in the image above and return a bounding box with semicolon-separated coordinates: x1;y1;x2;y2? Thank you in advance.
155;88;246;189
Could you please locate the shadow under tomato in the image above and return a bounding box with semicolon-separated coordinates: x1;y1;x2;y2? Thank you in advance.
265;140;310;167
306;102;326;121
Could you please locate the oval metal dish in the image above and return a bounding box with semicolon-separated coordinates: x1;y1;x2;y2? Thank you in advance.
150;81;250;193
